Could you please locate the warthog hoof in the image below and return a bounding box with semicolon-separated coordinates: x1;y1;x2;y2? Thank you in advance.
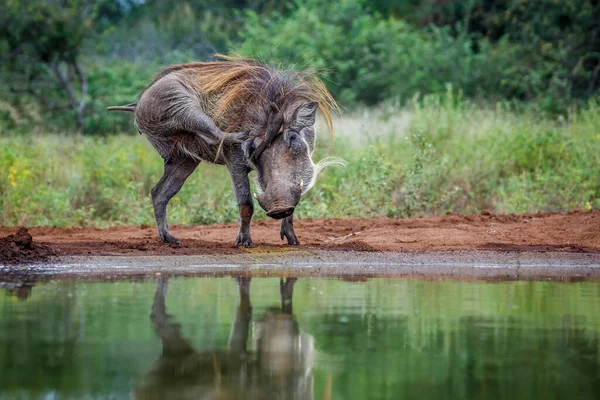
160;231;180;245
280;228;300;246
235;232;254;247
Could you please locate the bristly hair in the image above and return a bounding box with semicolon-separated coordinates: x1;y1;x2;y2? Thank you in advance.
150;54;340;137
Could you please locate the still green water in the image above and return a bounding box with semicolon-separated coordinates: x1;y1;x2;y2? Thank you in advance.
0;276;599;399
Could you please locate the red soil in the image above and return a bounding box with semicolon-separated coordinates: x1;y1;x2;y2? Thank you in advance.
1;211;599;263
0;227;57;264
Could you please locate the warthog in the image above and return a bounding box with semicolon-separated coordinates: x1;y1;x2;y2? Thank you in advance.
135;277;313;399
108;56;339;246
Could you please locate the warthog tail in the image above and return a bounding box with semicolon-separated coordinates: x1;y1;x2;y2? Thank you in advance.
107;103;137;112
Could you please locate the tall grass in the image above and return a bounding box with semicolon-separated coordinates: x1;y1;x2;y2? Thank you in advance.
1;92;599;227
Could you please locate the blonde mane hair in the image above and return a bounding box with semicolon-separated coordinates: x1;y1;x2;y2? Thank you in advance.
152;55;340;137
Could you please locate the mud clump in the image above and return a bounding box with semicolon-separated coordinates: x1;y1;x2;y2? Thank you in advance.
334;240;377;252
0;227;57;265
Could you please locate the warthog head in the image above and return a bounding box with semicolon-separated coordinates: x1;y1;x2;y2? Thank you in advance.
243;102;323;219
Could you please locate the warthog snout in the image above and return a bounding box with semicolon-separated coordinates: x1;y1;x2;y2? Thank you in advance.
266;207;295;219
255;192;299;220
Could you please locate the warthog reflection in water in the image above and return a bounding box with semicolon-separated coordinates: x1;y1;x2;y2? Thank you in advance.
135;277;313;400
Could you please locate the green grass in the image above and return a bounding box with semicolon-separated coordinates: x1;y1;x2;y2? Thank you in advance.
1;92;599;227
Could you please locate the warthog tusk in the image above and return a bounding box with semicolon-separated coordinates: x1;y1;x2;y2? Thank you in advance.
253;193;258;199
299;179;303;191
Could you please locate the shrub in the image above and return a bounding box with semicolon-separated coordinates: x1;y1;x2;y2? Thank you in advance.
1;93;599;227
237;0;520;108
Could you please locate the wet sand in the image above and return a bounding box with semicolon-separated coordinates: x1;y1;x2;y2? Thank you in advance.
5;250;597;281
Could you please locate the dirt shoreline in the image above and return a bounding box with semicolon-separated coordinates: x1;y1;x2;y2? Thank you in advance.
1;210;599;258
1;211;600;280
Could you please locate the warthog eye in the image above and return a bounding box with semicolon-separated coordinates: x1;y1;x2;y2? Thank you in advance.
284;130;299;148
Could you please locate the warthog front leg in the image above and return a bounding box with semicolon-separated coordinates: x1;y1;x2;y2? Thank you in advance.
228;164;254;247
229;277;252;353
280;215;300;245
151;157;199;244
280;277;297;314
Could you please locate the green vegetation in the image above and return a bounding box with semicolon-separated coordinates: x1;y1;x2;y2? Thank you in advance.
1;0;600;132
1;0;599;225
2;93;598;227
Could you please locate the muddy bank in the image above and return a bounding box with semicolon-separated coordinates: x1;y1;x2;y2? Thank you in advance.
0;227;57;265
1;210;599;260
2;211;600;280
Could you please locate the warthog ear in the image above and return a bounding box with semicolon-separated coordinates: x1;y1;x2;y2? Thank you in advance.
292;101;319;128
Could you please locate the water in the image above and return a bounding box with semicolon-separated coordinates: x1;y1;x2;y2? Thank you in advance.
1;276;599;399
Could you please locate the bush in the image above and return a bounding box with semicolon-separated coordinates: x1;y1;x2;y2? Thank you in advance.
2;0;599;134
237;0;520;107
404;92;600;215
84;61;157;134
2;94;598;227
0;60;158;136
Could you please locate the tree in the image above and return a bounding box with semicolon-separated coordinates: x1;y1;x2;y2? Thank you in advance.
0;0;128;129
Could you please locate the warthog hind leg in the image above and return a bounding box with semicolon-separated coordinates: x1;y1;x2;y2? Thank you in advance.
151;157;199;244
